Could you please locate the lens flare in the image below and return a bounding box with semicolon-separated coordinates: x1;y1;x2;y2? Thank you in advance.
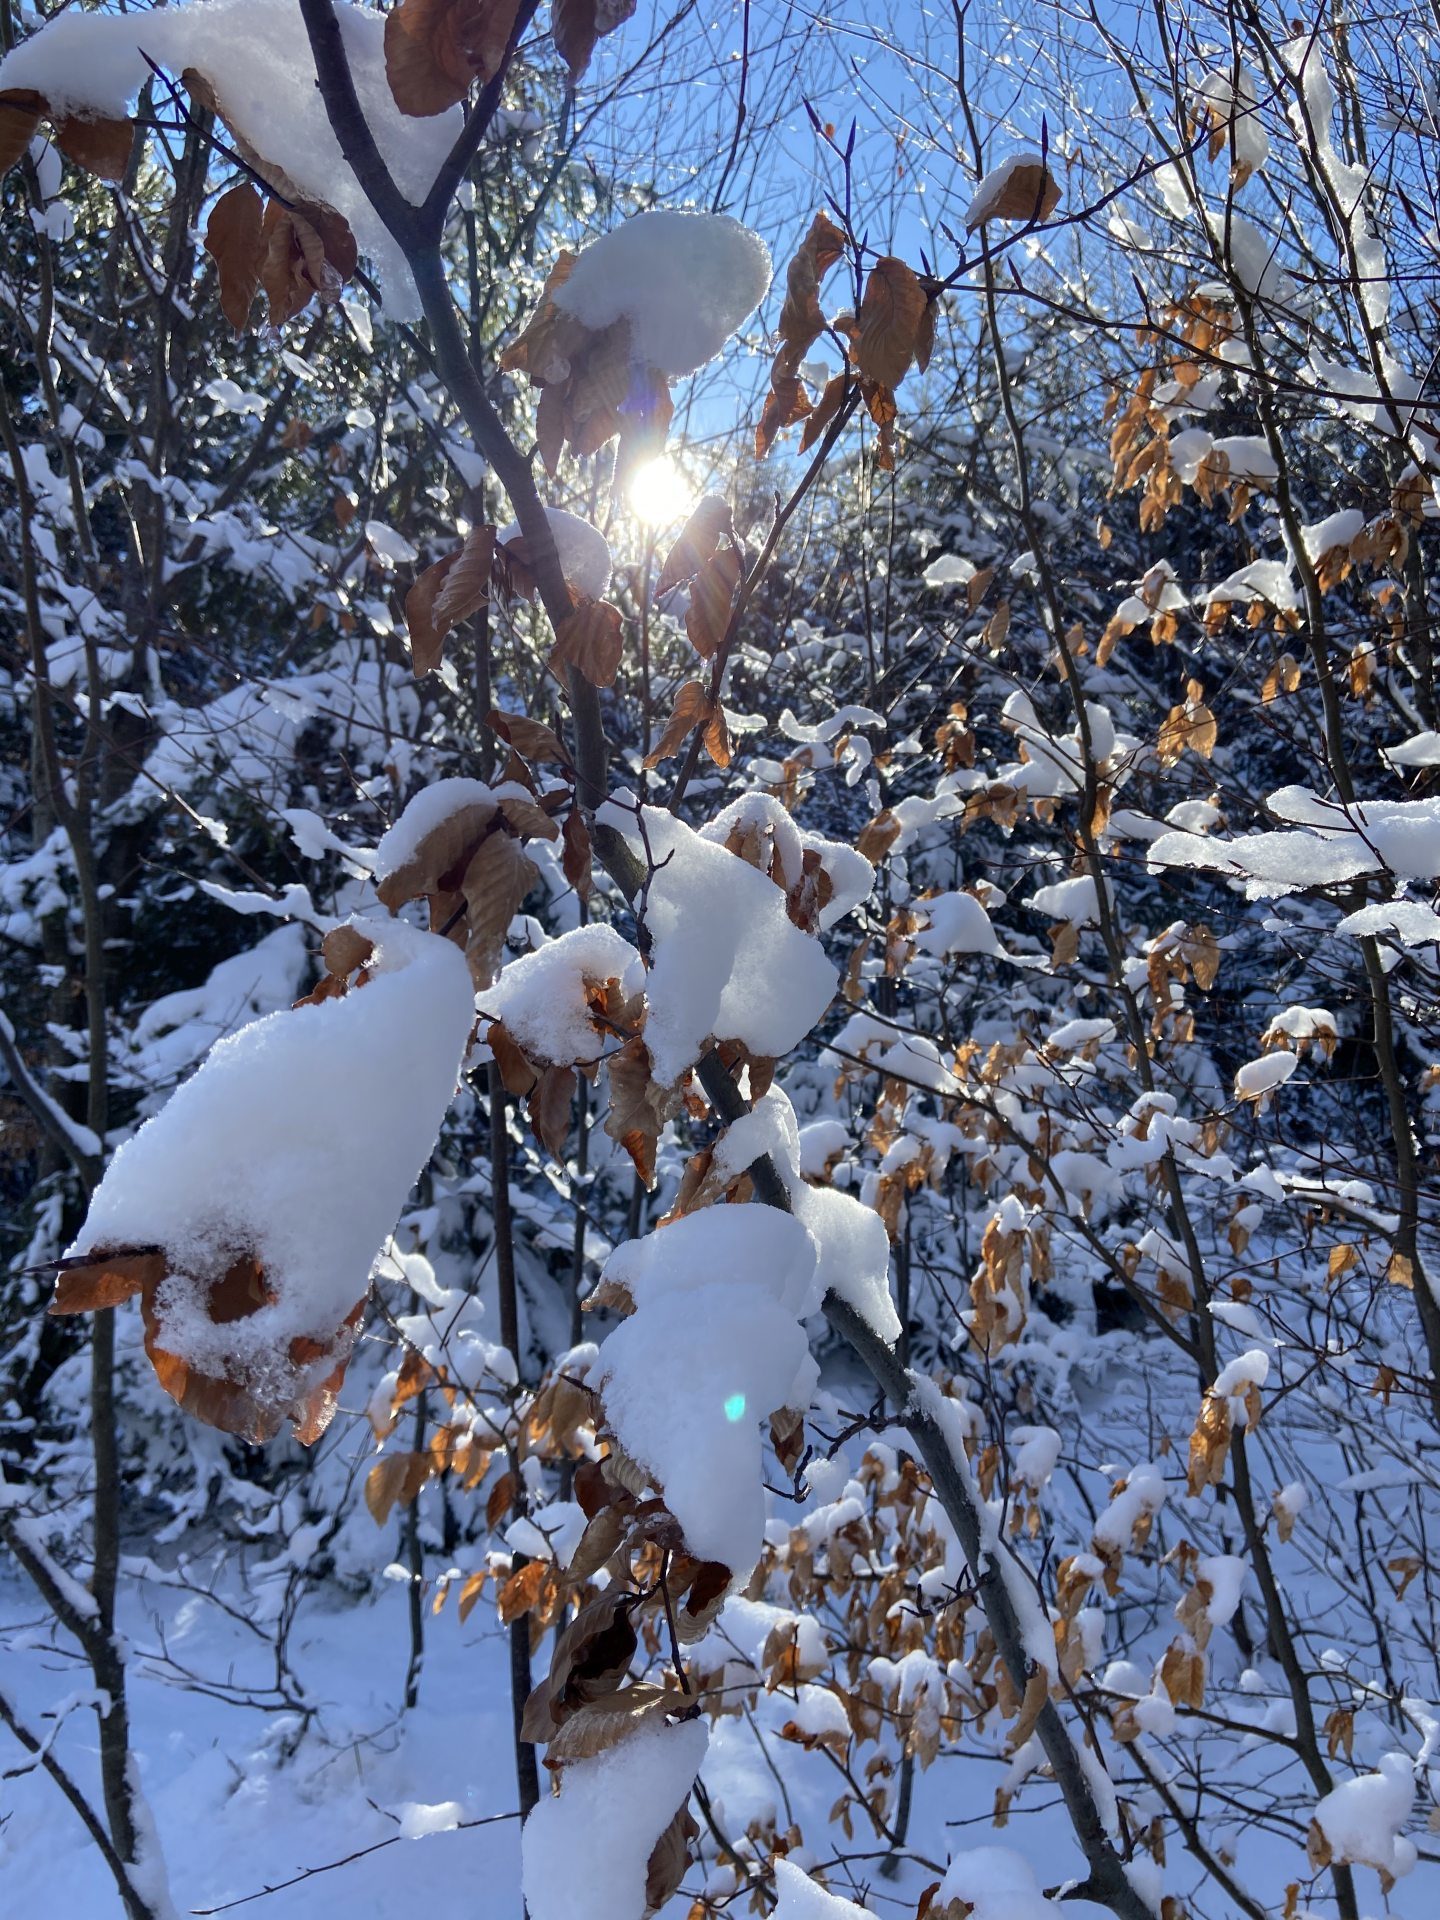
628;454;695;528
723;1392;747;1423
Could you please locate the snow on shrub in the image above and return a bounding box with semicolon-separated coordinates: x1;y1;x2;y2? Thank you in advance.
769;1856;876;1916
0;0;459;310
502;211;771;473
520;1714;708;1920
1309;1752;1418;1886
498;506;613;601
53;918;475;1441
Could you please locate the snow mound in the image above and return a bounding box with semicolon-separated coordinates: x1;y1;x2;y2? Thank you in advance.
604;804;836;1085
770;1856;875;1916
936;1844;1062;1918
1313;1753;1417;1880
484;925;642;1066
521;1716;709;1920
69;918;474;1419
499;507;612;600
553;210;772;377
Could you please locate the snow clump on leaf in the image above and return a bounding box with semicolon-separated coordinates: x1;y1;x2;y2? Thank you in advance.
57;918;475;1442
553;208;772;377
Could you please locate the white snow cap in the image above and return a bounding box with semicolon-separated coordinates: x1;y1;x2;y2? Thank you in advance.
499;507;612;600
936;1845;1062;1918
598;1206;819;1575
1312;1753;1417;1881
68;918;475;1416
484;924;643;1066
770;1857;875;1917
521;1716;709;1920
0;0;462;314
553;209;772;377
603;804;837;1085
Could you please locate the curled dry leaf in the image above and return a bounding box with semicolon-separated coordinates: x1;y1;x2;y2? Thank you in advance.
259;197;357;326
966;158;1061;231
51;1246;362;1444
551;599;625;688
854;255;928;391
685;547;742;660
321;923;376;981
376;799;498;913
551;0;637;80
657;495;732;597
605;1036;681;1188
644;1796;700;1911
756;209;847;458
497;1558;550;1625
644;680;710;767
384;0;523;117
461;829;540;990
542;1685;676;1765
487;707;573;770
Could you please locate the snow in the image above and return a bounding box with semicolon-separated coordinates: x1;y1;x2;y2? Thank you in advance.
1301;508;1363;560
606;805;837;1085
69;919;474;1419
372;778;500;890
1198;68;1269;179
552;210;772;377
936;1844;1062;1918
0;0;463;314
915;889;1003;957
1196;1555;1247;1628
1028;874;1103;927
1312;1753;1417;1879
498;508;612;600
597;1207;819;1574
601;1206;818;1320
483;925;643;1066
964;152;1050;229
521;1717;709;1920
793;1182;900;1341
770;1856;875;1917
923;553;976;589
1233;1052;1297;1101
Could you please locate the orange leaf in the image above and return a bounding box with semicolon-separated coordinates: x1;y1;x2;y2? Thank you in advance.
854;256;927;390
643;680;709;766
551;600;625;688
384;0;523;116
0;89;46;177
686;548;741;660
205;183;266;334
497;1558;548;1624
52;112;134;182
50;1249;162;1315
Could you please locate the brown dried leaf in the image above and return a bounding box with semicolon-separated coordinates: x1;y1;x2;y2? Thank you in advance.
798;371;848;454
551;600;625;689
645;1796;699;1911
644;680;709;766
376;799;497;912
658;495;732;596
543;1685;675;1763
384;0;522;117
562;808;592;903
487;708;573;770
0;89;46;178
685;547;741;660
52;112;134;183
552;0;637;79
322;923;375;979
201;186;269;338
457;1567;488;1623
546;1589;641;1722
605;1037;678;1188
529;1064;576;1157
461;829;540;990
966;158;1061;231
854;256;927;390
497;1558;549;1624
50;1249;163;1315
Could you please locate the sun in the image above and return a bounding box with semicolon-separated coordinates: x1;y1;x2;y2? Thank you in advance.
627;453;695;528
